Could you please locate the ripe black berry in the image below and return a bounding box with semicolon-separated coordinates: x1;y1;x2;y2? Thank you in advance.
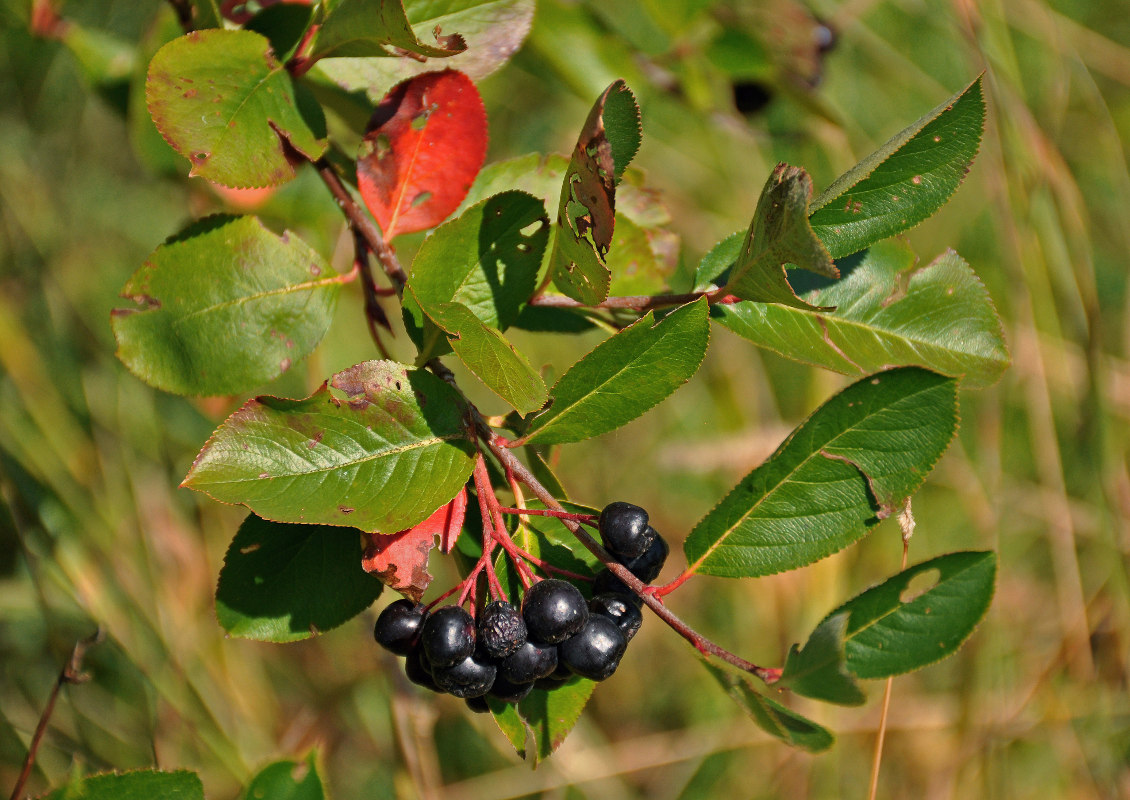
499;638;558;683
599;502;655;559
621;531;669;583
374;599;428;656
558;615;627;681
477;600;527;659
433;653;497;698
589;593;643;642
592;569;642;607
421;605;475;668
522;579;588;644
404;644;440;692
465;695;490;714
489;675;534;704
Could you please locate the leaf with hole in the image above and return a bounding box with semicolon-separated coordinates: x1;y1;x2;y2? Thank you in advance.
40;770;205;800
683;367;958;578
316;0;533;100
723;163;837;309
702;662;833;752
708;239;1010;388
182;360;476;532
549;80;641;304
311;0;467;60
217;515;383;642
809;77;985;259
112;215;342;397
831;550;997;679
521;297;710;445
239;751;324;800
776;612;865;705
403;190;549;358
420;299;548;414
356;69;487;241
146;29;326;187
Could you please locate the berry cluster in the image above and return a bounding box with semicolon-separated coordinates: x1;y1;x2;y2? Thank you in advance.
371;502;668;712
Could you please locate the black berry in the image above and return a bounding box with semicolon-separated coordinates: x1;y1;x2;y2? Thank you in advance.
559;615;627;681
433;653;497;698
620;531;669;583
404;643;440;692
374;599;428;656
599;502;655;559
465;695;490;714
477;600;527;659
499;638;558;683
421;605;475;668
489;675;534;704
592;569;642;607
589;593;643;642
522;579;588;644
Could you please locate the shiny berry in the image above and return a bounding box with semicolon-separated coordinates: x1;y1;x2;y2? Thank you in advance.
421;605;475;668
478;600;527;659
374;599;427;655
522;579;588;644
404;644;440;692
592;569;642;607
465;695;490;714
599;502;655;559
589;593;643;642
621;530;669;583
559;616;627;681
489;675;534;704
499;639;558;683
433;652;497;699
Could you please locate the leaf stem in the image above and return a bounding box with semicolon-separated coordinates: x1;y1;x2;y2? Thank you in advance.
9;630;102;800
495;506;598;525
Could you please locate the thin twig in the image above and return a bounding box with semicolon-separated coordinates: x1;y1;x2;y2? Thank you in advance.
867;499;914;800
351;229;393;357
10;629;103;800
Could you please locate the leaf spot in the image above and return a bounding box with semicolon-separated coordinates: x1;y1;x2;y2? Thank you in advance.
339;506;355;514
411;190;433;208
280;357;292;372
306;431;324;448
899;569;940;603
258;472;269;479
912;175;923;185
239;543;260;555
191;151;210;164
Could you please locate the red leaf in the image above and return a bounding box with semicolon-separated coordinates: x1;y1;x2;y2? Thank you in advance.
361;489;468;600
357;70;487;241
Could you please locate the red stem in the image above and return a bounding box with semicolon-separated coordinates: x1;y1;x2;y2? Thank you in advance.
495;506;598;525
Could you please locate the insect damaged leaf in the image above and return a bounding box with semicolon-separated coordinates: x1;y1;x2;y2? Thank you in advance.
724;163;837;309
357;69;487;241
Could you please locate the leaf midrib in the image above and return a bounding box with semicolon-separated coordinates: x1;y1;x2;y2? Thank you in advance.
169;271;341;326
685;379;942;575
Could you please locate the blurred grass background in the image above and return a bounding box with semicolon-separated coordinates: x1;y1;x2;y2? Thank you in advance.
1;0;1128;797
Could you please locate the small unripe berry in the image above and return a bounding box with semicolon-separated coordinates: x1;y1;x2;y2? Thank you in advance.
522;579;588;644
599;502;655;559
421;605;475;668
559;615;627;681
478;600;527;659
374;599;428;655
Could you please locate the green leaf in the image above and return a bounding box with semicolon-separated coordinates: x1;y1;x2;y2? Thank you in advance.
315;0;534;100
809;77;986;259
521;298;710;445
724;163;837;309
487;699;531;758
517;679;597;763
240;752;324;800
712;240;1011;388
112;215;342;397
146;29;327;188
41;770;204;800
182;360;476;532
216;514;383;642
702;662;833;753
403;191;549;354
549;80;641;304
192;0;222;29
311;0;467;60
606;213;678;296
421;300;548;415
683;368;958;578
833;550;997;679
777;612;866;705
